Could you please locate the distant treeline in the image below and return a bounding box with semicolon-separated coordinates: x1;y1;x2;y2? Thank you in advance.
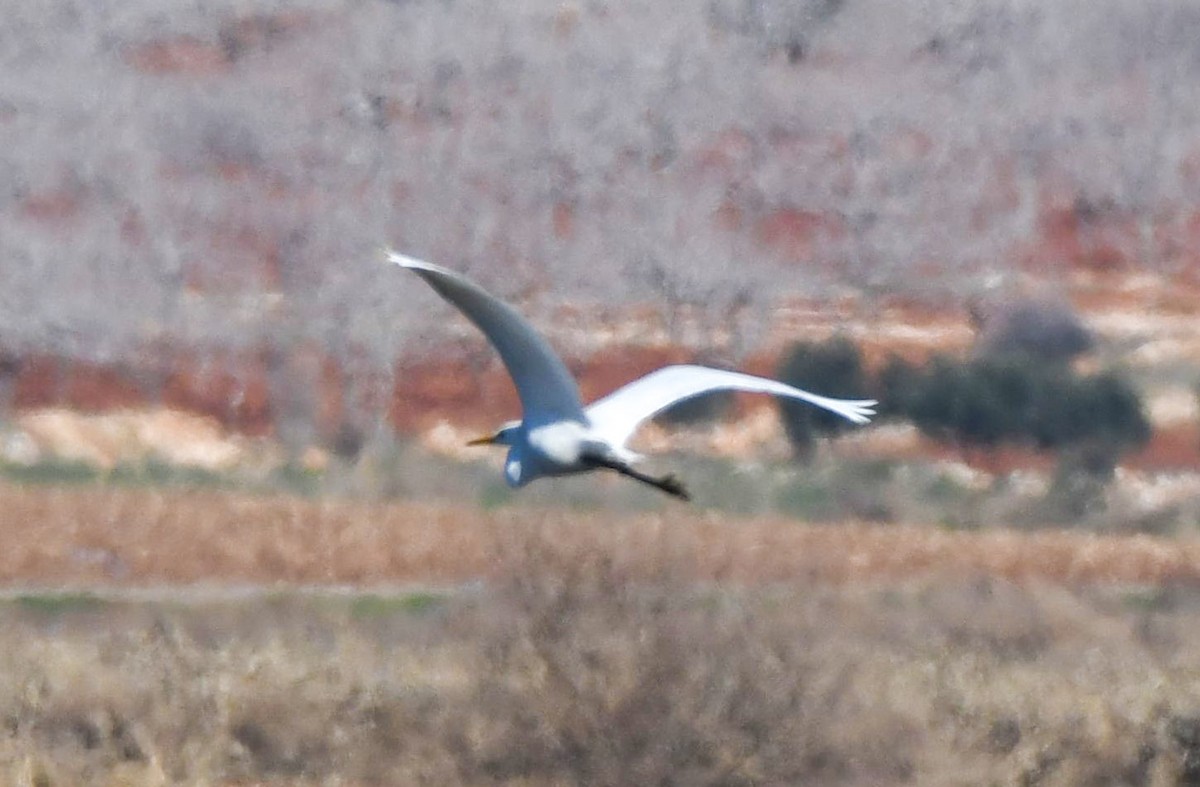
658;334;1150;471
775;338;1150;469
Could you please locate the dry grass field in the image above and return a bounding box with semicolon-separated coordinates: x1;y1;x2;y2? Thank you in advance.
2;483;1200;784
3;482;1200;587
8;572;1200;786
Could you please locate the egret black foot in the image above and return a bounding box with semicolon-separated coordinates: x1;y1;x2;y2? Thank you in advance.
582;454;691;501
655;474;691;501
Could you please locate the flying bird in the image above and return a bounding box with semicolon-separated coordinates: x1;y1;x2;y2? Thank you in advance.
387;251;876;500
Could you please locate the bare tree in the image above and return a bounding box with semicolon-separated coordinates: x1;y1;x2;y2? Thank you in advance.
0;0;1196;377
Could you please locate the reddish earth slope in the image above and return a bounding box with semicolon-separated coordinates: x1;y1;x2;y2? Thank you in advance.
4;269;1197;426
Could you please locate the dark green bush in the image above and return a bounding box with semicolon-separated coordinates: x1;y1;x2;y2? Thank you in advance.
776;336;868;456
885;352;1150;458
970;296;1094;362
877;355;924;419
911;354;1051;447
777;338;1150;473
1032;370;1150;451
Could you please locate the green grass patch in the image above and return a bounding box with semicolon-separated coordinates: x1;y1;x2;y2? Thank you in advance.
349;591;446;619
925;472;971;502
1119;587;1173;613
478;481;514;510
0;459;100;485
269;462;325;497
836;458;896;486
13;591;105;616
107;458;229;489
774;481;835;520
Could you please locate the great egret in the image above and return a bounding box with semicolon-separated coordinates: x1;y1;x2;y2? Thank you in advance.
387;251;876;500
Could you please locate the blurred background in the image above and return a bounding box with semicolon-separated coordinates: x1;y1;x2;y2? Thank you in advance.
4;1;1200;783
0;0;1197;522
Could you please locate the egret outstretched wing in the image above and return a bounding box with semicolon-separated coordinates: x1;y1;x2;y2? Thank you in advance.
585;364;877;448
388;251;586;425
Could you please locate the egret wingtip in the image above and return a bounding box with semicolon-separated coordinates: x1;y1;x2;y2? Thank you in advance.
383;249;417;268
384;250;447;278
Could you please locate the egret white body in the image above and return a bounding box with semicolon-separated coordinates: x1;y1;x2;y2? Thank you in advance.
388;251;876;500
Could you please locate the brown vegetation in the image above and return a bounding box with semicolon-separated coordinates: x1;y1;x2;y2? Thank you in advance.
3;483;1200;589
5;525;1200;785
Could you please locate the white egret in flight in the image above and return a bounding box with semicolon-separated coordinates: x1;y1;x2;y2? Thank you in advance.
387;252;876;500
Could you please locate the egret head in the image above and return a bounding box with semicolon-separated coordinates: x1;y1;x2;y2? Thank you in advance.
466;422;529;488
466;421;521;448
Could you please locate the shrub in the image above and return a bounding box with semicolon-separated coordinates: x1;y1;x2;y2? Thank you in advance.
877;354;924;419
969;296;1094;362
776;336;868;456
442;531;917;785
1040;444;1119;520
934;354;1046;447
890;352;1150;461
1032;370;1150;451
